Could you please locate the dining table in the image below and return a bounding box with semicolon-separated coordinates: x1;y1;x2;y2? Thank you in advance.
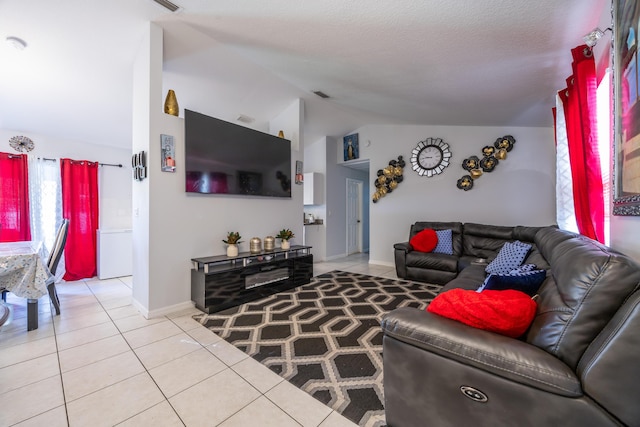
0;241;51;330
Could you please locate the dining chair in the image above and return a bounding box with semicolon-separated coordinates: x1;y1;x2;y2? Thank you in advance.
47;219;69;315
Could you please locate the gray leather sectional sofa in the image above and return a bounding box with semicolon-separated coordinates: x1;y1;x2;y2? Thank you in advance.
383;225;640;426
393;221;550;284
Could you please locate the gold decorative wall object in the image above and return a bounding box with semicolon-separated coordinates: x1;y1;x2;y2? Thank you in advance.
164;89;179;116
372;155;405;203
456;135;516;191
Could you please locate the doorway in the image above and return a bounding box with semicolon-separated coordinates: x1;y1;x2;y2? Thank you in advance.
346;178;363;255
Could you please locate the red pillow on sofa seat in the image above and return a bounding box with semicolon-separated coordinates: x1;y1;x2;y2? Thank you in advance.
427;289;537;338
410;228;438;253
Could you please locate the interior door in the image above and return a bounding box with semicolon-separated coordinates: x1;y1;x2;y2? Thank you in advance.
346;178;363;255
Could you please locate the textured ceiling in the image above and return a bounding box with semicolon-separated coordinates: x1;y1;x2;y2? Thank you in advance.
0;0;609;149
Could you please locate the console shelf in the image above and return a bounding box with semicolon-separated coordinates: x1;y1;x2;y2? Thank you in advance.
191;245;313;313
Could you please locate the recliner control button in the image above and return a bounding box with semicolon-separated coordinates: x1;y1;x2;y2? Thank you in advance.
460;386;488;402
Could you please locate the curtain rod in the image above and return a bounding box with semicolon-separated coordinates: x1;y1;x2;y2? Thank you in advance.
40;157;123;168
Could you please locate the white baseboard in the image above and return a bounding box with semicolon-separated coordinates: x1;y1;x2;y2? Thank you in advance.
368;259;395;267
325;253;348;261
131;298;195;320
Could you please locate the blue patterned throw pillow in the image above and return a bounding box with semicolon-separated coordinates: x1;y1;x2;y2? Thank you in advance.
433;229;454;255
485;241;532;275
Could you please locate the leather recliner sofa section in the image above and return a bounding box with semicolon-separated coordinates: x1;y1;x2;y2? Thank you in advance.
393;221;550;284
382;227;640;427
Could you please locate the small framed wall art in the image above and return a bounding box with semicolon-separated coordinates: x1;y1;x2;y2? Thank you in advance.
161;134;176;172
343;133;359;161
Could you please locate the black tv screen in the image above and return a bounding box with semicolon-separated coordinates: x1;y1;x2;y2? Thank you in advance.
184;109;292;197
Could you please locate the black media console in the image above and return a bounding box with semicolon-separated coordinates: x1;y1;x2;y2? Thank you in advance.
190;245;313;313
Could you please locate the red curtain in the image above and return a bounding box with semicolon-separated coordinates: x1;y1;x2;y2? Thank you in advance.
0;152;31;242
560;46;604;243
61;158;99;280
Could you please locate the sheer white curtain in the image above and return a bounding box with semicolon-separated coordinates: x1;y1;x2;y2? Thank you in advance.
28;156;65;281
555;93;579;233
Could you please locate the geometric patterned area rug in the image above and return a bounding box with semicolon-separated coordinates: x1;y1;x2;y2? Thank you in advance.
193;270;441;427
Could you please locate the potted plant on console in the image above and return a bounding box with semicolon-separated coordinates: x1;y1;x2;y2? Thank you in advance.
223;231;242;257
276;228;295;250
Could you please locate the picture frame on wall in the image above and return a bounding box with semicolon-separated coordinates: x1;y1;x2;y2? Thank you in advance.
343;133;359;161
161;134;176;173
613;0;640;215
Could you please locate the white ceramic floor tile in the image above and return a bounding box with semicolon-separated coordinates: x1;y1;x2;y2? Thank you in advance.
55;321;120;351
0;335;57;368
0;375;65;426
318;411;360;427
265;380;333;427
231;356;284;393
100;295;133;310
170;313;203;331
169;368;261;427
187;325;222;346
218;395;301;427
148;348;226;398
134;332;201;370
116;401;183;427
106;304;141;320
0;317;55;349
56;301;105;320
53;310;112;334
58;334;131;372
66;373;165;427
13;404;68;427
118;276;133;289
113;313;165;333
206;338;249;366
164;306;203;319
122;320;182;349
0;353;60;394
62;350;145;402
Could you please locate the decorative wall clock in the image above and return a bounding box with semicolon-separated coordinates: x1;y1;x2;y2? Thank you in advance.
9;135;35;152
410;137;451;177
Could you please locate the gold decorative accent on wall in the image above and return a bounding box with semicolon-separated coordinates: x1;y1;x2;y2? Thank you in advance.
456;135;516;191
164;89;179;116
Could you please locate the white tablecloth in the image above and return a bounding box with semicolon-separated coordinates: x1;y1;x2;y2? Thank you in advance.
0;241;51;299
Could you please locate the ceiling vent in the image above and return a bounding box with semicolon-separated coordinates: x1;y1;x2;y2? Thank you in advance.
236;114;255;124
313;91;330;99
151;0;180;12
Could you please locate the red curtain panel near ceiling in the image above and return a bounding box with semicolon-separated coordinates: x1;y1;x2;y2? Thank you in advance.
61;158;99;280
0;152;31;242
560;45;604;243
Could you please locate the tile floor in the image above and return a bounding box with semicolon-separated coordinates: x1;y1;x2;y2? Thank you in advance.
0;254;398;427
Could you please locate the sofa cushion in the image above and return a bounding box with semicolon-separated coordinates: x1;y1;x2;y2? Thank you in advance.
462;223;515;259
527;227;640;370
410;222;463;257
427;288;537;338
406;251;458;273
485;241;532;275
410;228;438;252
433;229;454;255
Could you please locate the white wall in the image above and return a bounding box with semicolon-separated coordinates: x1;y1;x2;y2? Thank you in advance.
132;23;305;316
347;125;557;266
0;128;132;230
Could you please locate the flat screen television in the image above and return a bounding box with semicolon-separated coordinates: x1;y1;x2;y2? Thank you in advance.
184;109;292;197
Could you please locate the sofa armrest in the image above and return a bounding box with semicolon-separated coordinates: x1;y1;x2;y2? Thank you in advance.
382;307;581;397
393;242;412;253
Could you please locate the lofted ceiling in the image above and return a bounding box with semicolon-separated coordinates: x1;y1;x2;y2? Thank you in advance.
0;0;608;150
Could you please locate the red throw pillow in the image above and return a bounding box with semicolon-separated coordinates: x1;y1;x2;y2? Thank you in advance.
410;228;439;253
427;289;537;338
